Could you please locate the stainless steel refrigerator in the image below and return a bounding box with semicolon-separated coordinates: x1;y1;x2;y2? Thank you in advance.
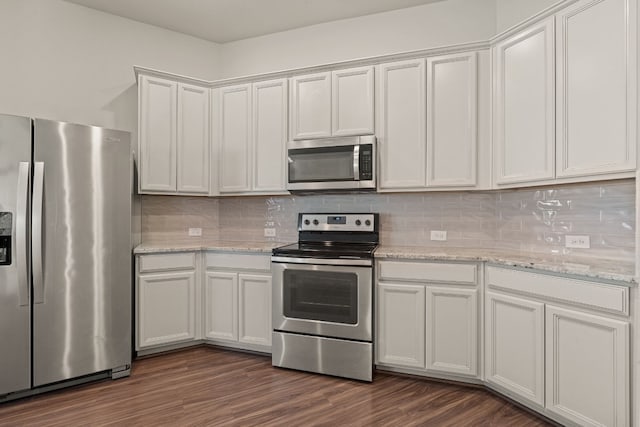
0;114;132;400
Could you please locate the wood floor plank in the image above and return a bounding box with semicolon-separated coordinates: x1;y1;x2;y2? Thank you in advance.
0;346;553;426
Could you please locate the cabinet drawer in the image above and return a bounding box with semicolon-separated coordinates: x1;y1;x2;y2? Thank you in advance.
138;252;196;273
206;252;270;271
486;266;629;316
378;261;477;285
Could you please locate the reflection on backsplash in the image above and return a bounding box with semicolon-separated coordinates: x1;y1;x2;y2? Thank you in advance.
141;179;635;262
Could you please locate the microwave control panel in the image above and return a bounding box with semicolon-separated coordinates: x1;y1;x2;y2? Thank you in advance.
359;144;373;180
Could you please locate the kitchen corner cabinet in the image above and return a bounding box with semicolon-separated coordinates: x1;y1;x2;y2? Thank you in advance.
555;0;637;178
216;78;287;195
290;66;374;140
493;18;555;185
138;74;210;195
494;0;637;187
378;52;482;191
136;252;200;350
485;266;630;426
376;260;479;379
204;252;272;351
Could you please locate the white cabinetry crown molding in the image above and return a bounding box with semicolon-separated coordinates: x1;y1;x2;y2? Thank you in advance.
133;40;490;89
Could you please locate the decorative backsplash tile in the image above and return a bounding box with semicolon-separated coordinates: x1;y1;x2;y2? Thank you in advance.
141;179;635;262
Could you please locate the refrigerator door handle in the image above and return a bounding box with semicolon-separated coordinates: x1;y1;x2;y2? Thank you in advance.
33;162;45;304
16;162;30;306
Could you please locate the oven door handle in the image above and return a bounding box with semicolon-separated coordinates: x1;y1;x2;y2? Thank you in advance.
271;256;372;267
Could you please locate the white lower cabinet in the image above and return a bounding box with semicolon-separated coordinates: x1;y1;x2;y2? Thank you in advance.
205;252;272;351
545;305;629;427
136;253;199;350
485;291;545;406
486;266;631;427
425;287;478;376
376;261;479;379
377;283;426;368
204;271;238;341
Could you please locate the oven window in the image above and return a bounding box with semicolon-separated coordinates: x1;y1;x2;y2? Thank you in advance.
288;145;355;182
283;269;358;324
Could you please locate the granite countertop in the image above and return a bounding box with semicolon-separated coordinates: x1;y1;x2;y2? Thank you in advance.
134;240;284;254
375;245;636;284
134;241;636;284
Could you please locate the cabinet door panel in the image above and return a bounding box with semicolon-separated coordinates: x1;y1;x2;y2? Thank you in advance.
253;79;287;192
332;66;374;136
546;305;629;427
556;0;636;177
139;76;177;192
177;83;209;193
138;271;196;348
290;72;331;139
205;271;238;341
485;292;544;406
377;60;426;189
219;84;251;192
377;283;425;368
494;19;555;185
427;52;477;187
238;273;272;347
426;287;477;376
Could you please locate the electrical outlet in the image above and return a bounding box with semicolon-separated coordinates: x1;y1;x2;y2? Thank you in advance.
430;230;447;241
565;235;590;249
264;228;276;237
188;227;202;237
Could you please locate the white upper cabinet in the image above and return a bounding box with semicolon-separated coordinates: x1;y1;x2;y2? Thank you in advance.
290;72;332;139
290;66;374;140
555;0;637;178
493;18;555;185
138;74;210;195
139;75;177;193
426;52;478;187
217;79;288;195
252;79;288;192
177;83;210;194
219;84;252;193
332;66;375;136
377;59;427;190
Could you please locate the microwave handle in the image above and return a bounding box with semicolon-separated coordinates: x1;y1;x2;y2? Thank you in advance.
353;145;360;181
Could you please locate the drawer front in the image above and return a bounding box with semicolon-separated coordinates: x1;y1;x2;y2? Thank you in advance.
378;261;477;285
486;266;629;316
206;252;271;271
139;252;196;273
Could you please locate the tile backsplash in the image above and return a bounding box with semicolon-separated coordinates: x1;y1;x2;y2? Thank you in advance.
141;179;635;262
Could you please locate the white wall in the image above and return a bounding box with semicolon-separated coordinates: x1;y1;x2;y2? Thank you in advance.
0;0;221;132
218;0;496;78
495;0;562;33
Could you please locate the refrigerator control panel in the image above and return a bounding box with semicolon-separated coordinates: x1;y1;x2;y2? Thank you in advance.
0;212;12;265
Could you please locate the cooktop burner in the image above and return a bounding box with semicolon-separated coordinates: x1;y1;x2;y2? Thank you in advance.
273;242;378;260
272;213;379;260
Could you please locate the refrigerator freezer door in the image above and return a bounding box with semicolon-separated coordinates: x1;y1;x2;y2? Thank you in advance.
0;114;31;395
32;119;132;387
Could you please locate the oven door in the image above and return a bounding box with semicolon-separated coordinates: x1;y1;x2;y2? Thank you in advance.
272;260;372;342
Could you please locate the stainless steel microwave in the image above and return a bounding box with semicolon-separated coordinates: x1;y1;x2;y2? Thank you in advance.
286;136;376;192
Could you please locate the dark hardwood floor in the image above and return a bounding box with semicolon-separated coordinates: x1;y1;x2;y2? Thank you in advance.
0;346;552;426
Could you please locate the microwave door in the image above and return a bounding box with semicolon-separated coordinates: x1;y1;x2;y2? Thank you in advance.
288;145;356;184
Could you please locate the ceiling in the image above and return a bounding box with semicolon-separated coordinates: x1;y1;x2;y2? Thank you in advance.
65;0;444;44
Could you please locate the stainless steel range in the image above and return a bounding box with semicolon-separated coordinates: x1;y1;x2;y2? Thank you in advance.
271;213;379;382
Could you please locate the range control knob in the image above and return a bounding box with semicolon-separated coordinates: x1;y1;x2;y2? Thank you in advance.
355;219;362;226
365;219;371;226
304;219;310;225
313;219;319;225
